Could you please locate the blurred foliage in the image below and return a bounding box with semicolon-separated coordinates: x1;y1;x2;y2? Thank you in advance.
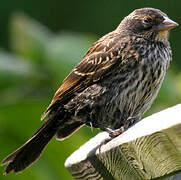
0;13;99;180
0;2;180;180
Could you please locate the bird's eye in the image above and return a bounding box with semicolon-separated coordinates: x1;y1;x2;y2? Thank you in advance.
143;17;153;24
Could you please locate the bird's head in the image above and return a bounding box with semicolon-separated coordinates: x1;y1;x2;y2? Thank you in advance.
118;8;178;42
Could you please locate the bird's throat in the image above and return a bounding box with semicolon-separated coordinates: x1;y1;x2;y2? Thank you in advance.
155;30;169;42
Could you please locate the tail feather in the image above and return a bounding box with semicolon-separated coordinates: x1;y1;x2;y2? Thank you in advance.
1;108;84;175
56;121;84;140
1;118;58;175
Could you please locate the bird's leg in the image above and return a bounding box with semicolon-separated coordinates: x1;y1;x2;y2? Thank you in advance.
86;121;123;135
95;117;140;138
97;117;140;153
124;116;140;130
106;117;140;138
86;122;125;153
98;126;125;153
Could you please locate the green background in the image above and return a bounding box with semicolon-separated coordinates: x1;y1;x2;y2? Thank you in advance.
0;0;180;179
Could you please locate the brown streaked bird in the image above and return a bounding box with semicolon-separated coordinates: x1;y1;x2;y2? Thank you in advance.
1;8;178;175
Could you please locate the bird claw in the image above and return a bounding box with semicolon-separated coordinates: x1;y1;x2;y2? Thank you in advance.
98;136;112;154
98;117;140;153
98;126;125;153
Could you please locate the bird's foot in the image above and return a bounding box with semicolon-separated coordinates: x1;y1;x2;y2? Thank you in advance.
97;117;140;153
124;116;140;130
98;126;125;153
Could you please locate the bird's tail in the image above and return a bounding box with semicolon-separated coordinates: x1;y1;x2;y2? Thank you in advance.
1;117;58;175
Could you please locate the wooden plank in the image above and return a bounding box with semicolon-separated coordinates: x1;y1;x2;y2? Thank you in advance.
65;104;181;180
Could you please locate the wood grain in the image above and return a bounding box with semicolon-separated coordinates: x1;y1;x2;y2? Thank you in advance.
65;104;181;180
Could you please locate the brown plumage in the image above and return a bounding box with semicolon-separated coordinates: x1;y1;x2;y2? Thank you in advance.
1;8;178;175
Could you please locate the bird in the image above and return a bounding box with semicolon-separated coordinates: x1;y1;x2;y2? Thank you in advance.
1;7;178;175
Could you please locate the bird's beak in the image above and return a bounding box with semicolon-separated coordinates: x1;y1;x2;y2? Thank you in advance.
157;17;179;31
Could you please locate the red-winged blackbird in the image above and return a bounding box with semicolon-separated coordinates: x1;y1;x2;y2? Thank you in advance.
1;8;178;175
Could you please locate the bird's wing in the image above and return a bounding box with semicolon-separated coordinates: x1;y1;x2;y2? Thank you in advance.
41;33;137;119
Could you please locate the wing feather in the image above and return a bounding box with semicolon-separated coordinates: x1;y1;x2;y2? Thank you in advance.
41;32;125;119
